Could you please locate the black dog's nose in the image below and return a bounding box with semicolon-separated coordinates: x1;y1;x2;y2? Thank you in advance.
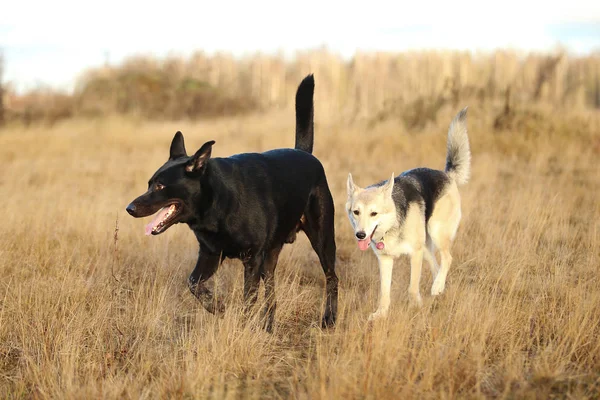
356;231;366;240
126;203;137;216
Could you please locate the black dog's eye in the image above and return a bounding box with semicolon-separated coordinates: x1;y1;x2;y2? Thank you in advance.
370;212;378;217
353;210;360;216
155;183;165;190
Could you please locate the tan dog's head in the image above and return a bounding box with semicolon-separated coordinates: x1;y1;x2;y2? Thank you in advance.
346;173;396;251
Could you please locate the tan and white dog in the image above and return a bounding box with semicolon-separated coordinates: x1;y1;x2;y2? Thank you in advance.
346;108;471;320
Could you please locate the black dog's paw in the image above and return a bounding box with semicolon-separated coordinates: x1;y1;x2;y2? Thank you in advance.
189;281;225;316
321;311;336;329
200;294;225;317
210;299;226;317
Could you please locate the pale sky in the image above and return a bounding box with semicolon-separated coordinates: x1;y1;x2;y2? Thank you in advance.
1;0;599;92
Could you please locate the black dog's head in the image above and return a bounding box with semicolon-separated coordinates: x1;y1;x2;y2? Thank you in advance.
126;131;215;235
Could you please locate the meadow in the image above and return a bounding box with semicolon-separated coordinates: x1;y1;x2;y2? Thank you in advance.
1;50;600;399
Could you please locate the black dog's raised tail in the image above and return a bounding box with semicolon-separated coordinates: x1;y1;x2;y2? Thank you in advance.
295;74;315;154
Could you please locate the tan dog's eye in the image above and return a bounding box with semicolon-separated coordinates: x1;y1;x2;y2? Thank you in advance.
353;210;360;216
370;212;378;217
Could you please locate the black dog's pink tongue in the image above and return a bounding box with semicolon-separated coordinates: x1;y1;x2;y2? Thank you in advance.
145;207;170;236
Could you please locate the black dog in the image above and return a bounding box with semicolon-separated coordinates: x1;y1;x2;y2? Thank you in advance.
126;75;338;332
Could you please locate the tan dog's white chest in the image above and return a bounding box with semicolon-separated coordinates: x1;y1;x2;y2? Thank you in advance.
372;229;414;257
372;203;425;258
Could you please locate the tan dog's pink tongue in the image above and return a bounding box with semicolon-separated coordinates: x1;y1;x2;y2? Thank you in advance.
357;239;371;251
145;207;170;236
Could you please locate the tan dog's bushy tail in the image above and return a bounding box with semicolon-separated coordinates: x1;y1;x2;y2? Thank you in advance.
445;107;471;185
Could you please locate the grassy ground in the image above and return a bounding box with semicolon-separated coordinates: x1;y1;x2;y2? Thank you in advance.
1;108;599;399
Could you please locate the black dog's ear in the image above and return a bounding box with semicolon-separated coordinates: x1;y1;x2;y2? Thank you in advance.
169;131;187;160
186;140;215;173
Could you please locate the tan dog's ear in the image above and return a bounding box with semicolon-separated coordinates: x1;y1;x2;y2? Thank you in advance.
347;173;356;197
382;172;395;198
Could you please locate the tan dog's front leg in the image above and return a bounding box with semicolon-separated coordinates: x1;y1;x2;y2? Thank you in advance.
369;255;394;321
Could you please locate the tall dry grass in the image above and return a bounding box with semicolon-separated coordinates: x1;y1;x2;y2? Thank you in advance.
76;49;600;113
0;51;5;126
1;104;599;398
4;49;600;125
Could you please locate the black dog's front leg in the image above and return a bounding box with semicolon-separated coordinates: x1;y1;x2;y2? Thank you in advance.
188;250;225;315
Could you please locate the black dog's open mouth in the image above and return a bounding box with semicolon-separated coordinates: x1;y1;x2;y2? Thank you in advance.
145;202;182;236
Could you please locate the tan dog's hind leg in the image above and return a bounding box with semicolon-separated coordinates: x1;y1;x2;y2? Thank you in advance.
432;245;452;296
428;183;462;296
424;235;439;278
408;247;424;307
402;204;427;306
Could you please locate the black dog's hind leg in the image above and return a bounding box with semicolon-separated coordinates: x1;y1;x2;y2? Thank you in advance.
188;250;225;315
260;245;282;333
242;253;264;315
302;182;338;328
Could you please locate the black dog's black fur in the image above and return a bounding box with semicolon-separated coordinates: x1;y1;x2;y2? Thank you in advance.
126;75;338;332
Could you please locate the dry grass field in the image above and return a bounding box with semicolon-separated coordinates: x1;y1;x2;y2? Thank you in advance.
1;104;599;398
